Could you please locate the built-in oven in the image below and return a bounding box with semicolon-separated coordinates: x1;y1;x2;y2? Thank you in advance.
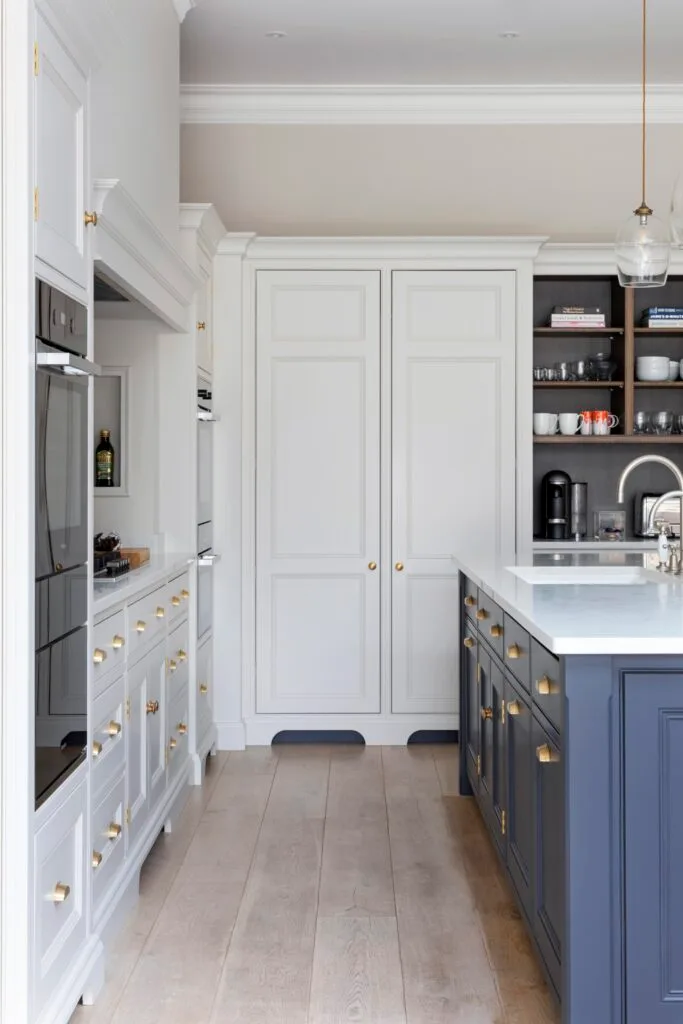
34;279;99;807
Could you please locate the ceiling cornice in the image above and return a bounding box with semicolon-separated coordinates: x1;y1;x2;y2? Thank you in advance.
180;82;683;126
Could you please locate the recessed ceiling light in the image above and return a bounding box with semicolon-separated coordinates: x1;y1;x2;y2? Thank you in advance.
265;30;287;39
499;31;520;39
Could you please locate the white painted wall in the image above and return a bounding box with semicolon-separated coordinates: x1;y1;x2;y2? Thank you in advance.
91;0;181;247
180;123;683;238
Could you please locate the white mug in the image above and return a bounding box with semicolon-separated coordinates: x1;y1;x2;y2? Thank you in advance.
533;412;556;435
559;413;584;435
547;413;559;434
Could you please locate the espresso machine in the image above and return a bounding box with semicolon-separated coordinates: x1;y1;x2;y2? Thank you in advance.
541;470;572;540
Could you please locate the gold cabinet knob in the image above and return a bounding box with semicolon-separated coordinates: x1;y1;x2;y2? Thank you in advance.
105;822;122;840
368;561;377;571
156;606;165;618
136;620;147;633
92;740;103;758
112;634;125;649
171;595;181;607
480;706;493;720
177;722;188;735
93;648;107;664
535;675;557;696
507;700;521;717
168;660;177;673
464;595;477;608
536;743;560;764
463;637;475;649
92;851;103;869
476;609;489;621
490;624;503;638
52;882;71;903
106;721;121;736
177;649;187;662
507;643;521;660
146;700;159;715
197;321;207;331
169;737;177;750
199;683;208;695
84;211;98;226
395;562;404;572
181;589;189;599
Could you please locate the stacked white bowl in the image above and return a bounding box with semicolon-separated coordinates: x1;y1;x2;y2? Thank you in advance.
636;356;670;381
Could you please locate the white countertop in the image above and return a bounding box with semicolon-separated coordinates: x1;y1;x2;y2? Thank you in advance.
455;550;683;656
93;553;194;617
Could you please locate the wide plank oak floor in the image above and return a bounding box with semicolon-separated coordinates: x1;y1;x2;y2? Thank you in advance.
70;745;559;1024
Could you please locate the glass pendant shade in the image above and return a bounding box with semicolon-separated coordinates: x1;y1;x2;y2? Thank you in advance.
671;171;683;247
615;210;670;288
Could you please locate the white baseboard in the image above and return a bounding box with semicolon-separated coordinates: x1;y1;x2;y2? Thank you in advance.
242;714;459;746
215;719;246;750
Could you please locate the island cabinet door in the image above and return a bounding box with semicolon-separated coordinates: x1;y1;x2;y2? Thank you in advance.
531;716;563;996
505;678;533;921
478;647;494;821
624;673;683;1023
488;658;507;856
463;626;479;792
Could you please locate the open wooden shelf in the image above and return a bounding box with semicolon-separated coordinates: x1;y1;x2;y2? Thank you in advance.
534;327;624;336
534;434;683;444
634;381;683;388
634;327;683;334
534;381;624;389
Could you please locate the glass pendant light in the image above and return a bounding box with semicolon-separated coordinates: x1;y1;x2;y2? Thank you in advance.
615;0;670;287
671;171;683;246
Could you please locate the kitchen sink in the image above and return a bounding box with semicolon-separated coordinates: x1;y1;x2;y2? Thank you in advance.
507;565;667;585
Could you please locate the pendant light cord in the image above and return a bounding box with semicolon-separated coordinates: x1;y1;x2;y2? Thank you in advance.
641;0;647;207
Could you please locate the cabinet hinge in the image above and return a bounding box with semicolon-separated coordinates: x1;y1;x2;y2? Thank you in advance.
476;663;481;685
501;810;507;836
476;754;481;777
125;807;131;826
33;187;39;222
500;699;506;725
125;697;131;721
33;42;39;76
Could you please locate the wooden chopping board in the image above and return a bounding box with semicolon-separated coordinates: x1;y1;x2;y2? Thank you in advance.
119;547;150;570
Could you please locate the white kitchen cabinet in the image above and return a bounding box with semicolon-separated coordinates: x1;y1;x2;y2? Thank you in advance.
126;637;166;851
391;270;517;714
195;632;213;753
255;270;382;714
34;12;89;292
196;277;213;375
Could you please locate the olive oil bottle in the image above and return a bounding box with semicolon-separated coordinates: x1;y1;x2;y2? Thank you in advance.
95;429;115;487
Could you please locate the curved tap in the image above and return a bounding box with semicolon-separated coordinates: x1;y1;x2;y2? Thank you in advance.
645;490;683;535
616;455;683;504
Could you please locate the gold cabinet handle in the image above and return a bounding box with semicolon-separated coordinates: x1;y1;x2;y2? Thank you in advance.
507;700;521;717
112;635;125;649
106;721;121;736
177;722;188;735
181;589;189;599
84;211;98;226
105;822;122;840
136;620;147;633
168;660;177;673
480;706;493;720
156;606;165;618
52;882;71;903
476;609;489;621
177;649;188;662
146;700;159;715
171;595;181;607
169;737;177;750
464;595;477;608
92;740;103;757
536;743;560;764
368;561;377;571
490;624;503;638
93;648;107;664
92;851;103;869
507;643;521;660
199;683;208;695
463;637;475;649
535;675;558;696
395;562;404;572
197;321;207;331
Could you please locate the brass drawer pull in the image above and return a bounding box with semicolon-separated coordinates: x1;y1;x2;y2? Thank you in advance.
506;643;521;660
169;737;177;750
92;851;103;869
93;648;107;664
181;589;189;599
136;620;147;633
535;675;558;696
464;595;477;608
106;721;121;737
177;722;188;735
536;743;560;764
480;706;493;720
199;683;208;695
92;741;103;757
156;606;165;619
490;624;503;638
146;700;159;715
168;660;177;673
105;823;122;840
171;595;181;607
52;882;71;903
177;649;187;662
507;700;521;717
476;609;489;621
463;637;475;649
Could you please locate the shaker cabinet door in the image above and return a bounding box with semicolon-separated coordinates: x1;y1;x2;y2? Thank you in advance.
463;626;479;793
532;717;563;995
505;678;533;920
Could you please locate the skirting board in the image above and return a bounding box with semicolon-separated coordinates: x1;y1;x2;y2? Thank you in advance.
238;715;460;747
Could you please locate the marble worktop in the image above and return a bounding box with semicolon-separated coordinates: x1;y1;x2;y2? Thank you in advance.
93;553;194;617
455;550;683;656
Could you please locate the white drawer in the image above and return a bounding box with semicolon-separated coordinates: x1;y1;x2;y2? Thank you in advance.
91;675;125;798
34;780;87;1016
167;685;189;784
165;570;190;626
92;608;126;691
196;634;213;744
166;619;189;703
127;583;167;667
91;773;125;921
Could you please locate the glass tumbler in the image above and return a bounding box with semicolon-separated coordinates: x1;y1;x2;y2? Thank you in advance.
633;411;652;435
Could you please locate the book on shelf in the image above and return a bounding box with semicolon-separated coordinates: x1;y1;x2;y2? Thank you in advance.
641;307;683;315
550;318;606;327
640;314;683;322
552;305;603;314
641;318;683;328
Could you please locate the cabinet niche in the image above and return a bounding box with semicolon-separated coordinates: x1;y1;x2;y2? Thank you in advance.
93;367;129;495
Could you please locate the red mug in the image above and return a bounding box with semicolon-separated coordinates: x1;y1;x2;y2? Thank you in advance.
579;410;593;436
593;411;619;436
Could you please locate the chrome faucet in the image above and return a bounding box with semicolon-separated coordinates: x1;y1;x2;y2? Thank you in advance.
617;455;683;559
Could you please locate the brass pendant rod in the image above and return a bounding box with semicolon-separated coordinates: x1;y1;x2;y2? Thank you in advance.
641;0;647;209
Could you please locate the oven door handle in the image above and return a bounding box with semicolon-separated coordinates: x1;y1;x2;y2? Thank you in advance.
198;553;220;567
197;410;220;422
37;352;101;376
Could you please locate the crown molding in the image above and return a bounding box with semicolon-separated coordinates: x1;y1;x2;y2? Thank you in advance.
535;241;683;275
173;0;199;22
216;235;548;262
180;82;683;126
179;203;228;278
35;0;119;73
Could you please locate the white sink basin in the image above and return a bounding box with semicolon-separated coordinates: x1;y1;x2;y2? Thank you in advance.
507;565;663;586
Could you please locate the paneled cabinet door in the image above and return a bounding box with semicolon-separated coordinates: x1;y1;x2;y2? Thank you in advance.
126;654;149;850
480;652;506;854
463;627;479;791
255;270;381;714
147;642;166;815
35;13;88;291
505;678;533;920
624;673;683;1023
391;271;517;715
532;717;563;995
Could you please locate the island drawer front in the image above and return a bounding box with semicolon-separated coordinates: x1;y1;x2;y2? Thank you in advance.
463;576;479;621
531;640;562;732
91;675;125;797
165;571;191;626
90;772;125;920
127;584;167;666
476;590;504;656
92;608;126;688
503;615;531;690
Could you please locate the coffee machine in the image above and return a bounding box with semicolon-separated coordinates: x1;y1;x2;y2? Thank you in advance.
541;470;572;540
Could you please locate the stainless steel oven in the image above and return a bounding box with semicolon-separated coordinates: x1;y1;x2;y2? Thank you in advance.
34;279;99;807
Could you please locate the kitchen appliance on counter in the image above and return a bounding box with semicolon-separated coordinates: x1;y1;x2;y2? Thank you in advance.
541;470;572;540
197;375;218;638
35;279;99;807
570;482;588;542
635;493;681;538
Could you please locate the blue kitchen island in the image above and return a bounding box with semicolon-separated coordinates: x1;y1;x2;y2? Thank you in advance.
456;552;683;1024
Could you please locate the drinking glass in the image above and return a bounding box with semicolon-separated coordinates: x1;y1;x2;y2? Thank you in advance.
653;411;674;436
633;411;652;435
